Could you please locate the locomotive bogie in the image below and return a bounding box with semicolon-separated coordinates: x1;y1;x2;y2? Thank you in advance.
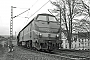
21;41;26;46
25;40;32;48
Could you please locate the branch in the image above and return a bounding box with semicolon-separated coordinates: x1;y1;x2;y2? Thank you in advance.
72;0;76;15
50;1;60;8
72;10;84;18
81;0;90;16
63;4;69;35
81;0;89;9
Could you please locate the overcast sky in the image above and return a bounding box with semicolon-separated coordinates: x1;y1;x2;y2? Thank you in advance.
0;0;89;36
0;0;54;35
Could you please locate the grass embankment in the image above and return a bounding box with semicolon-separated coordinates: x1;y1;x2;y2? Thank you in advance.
0;44;6;57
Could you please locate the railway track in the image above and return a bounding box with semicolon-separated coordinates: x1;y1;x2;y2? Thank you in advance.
53;49;90;60
54;49;90;57
13;46;60;60
16;46;90;60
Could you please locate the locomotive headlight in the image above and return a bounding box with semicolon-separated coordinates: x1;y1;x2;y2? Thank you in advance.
56;34;59;37
39;33;42;36
39;33;42;37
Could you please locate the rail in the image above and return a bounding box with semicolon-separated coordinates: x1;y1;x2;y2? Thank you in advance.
55;52;90;60
15;46;90;60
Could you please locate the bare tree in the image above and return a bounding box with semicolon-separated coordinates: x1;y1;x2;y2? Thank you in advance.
50;0;89;49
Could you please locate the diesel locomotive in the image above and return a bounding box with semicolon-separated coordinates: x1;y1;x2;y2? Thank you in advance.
17;13;62;51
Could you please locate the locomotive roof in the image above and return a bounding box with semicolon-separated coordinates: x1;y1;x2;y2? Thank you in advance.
18;13;55;34
38;13;55;17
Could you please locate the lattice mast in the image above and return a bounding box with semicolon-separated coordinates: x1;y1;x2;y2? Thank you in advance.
10;6;14;45
10;6;30;46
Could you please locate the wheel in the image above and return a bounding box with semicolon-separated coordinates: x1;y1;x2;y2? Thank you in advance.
35;42;41;50
26;41;29;48
26;40;32;49
29;40;32;49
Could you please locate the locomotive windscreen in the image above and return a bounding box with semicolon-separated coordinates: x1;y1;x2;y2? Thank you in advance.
37;14;57;22
37;15;47;21
35;14;60;39
49;16;56;21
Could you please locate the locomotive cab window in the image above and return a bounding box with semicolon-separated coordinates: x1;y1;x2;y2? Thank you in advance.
37;15;47;21
49;16;56;22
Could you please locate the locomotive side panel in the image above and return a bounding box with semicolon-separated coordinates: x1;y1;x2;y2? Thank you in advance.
18;30;26;46
31;19;39;48
21;18;38;48
22;19;35;48
29;23;32;40
19;31;24;42
23;25;30;41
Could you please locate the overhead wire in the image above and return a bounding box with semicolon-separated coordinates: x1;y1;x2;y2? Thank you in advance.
14;7;30;9
23;0;39;25
30;0;39;8
14;0;40;34
25;11;29;24
28;0;50;19
15;0;39;9
15;0;50;27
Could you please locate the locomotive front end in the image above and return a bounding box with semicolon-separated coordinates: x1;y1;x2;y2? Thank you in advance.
34;14;62;51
